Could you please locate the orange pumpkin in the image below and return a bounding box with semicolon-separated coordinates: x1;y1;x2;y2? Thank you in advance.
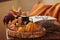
18;27;25;32
26;22;41;32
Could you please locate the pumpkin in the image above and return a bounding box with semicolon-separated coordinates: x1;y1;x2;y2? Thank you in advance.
26;22;41;32
18;27;25;32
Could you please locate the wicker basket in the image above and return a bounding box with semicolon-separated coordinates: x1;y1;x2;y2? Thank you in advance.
8;27;46;38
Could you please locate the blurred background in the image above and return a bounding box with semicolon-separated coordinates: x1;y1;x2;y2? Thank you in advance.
0;0;60;40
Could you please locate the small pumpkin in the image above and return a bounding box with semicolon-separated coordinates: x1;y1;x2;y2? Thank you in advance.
26;22;40;32
18;27;25;32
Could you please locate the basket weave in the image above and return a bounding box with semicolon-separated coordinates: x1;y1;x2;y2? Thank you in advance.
8;27;46;38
